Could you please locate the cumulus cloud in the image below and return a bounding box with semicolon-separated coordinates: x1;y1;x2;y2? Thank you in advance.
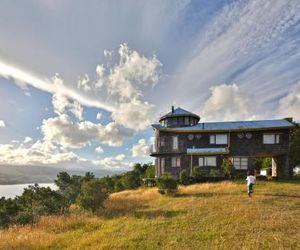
95;146;104;154
0;140;78;166
112;100;155;131
23;137;33;143
278;82;300;121
96;112;102;120
131;139;150;157
41;114;132;148
0;120;5;128
92;154;127;168
201;84;256;121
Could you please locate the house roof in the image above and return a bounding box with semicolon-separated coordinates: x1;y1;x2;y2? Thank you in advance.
159;107;200;121
152;119;294;132
187;147;229;155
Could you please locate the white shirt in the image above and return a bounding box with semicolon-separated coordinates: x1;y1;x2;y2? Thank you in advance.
246;175;256;185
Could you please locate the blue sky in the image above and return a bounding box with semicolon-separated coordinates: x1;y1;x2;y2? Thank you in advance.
0;0;300;171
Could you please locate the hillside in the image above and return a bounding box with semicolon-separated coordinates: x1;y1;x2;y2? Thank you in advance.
0;165;121;184
0;181;300;249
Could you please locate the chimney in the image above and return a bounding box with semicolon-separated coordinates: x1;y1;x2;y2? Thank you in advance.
172;106;174;113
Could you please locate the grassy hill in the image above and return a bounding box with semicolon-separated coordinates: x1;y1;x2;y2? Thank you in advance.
1;181;300;249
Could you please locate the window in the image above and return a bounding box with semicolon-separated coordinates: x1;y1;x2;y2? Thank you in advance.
172;157;180;167
172;136;178;150
160;137;165;147
184;117;189;126
210;134;228;144
233;157;248;170
160;158;165;174
198;156;217;166
263;134;280;144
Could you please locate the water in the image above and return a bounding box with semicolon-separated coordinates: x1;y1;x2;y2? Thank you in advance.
0;183;57;199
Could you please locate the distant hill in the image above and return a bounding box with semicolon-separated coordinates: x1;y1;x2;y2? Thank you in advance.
0;165;123;184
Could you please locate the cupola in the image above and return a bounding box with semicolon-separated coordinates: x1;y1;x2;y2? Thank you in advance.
159;106;200;128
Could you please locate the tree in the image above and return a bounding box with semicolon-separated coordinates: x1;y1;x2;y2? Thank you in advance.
144;165;155;178
0;197;20;229
221;158;235;178
121;171;140;189
76;179;109;213
179;169;189;185
55;172;82;208
156;173;178;195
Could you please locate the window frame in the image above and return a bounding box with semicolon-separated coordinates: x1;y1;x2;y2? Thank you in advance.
210;134;228;144
198;156;217;167
233;157;248;170
263;133;280;144
172;156;181;167
172;136;179;150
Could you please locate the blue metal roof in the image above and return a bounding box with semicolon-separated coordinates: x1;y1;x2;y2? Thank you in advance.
187;147;228;155
152;119;294;131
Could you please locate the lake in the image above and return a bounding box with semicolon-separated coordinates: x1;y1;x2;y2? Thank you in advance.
0;183;57;198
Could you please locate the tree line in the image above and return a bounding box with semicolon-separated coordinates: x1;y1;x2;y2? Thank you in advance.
0;163;155;229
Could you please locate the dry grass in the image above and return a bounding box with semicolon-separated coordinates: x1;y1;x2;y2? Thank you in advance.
1;181;300;249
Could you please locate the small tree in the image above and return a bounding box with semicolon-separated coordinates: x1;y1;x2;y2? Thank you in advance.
76;179;109;213
156;173;178;195
179;169;189;185
144;165;155;178
221;158;235;179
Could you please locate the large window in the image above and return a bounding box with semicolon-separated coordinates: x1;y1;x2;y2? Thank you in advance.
263;134;280;144
172;156;180;167
198;156;217;167
210;134;228;144
172;136;178;150
233;157;248;170
184;117;189;126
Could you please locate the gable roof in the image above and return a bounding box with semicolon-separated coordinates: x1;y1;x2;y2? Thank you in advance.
159;107;200;121
152;119;294;132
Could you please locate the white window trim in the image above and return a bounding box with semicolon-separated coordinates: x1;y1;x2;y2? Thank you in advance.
172;156;180;167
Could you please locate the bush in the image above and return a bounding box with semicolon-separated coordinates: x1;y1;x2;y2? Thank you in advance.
192;166;207;181
179;169;189;185
209;168;223;177
76;179;109;213
156;173;178;195
221;158;235;178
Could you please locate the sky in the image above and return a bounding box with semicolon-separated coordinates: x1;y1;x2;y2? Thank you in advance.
0;0;300;172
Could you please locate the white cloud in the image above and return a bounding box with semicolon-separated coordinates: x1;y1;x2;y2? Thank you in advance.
95;146;104;154
278;82;300;121
0;120;5;128
23;137;33;143
131;139;150;157
112;100;155;131
96;112;102;120
201;84;256;121
41;114;132;148
1;44;162;131
93;154;127;168
0;141;78;166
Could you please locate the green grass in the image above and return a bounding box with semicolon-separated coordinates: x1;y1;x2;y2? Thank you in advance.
1;180;300;249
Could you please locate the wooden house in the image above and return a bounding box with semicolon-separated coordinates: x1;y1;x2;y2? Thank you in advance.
150;107;294;178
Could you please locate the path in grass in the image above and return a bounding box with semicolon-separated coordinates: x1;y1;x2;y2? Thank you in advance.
1;181;300;249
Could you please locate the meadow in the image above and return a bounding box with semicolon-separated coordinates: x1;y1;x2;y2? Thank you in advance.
1;180;300;249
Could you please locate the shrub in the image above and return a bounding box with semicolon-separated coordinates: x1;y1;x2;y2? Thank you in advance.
209;168;223;177
221;158;235;178
156;173;178;195
179;169;189;185
76;179;109;213
121;171;140;190
192;166;207;181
